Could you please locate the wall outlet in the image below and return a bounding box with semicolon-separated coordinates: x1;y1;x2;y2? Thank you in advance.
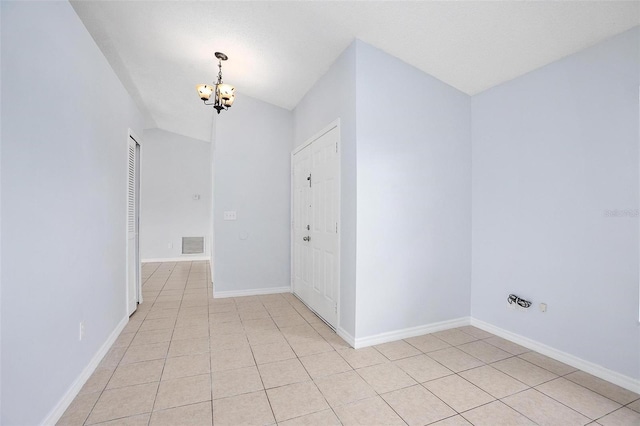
168;242;173;249
224;211;237;221
539;303;547;312
79;321;85;341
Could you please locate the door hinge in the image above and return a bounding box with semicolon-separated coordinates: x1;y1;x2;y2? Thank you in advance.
335;222;338;233
335;303;338;314
307;174;311;187
336;142;338;153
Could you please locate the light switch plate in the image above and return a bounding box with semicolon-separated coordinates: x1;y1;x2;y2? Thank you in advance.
224;211;237;220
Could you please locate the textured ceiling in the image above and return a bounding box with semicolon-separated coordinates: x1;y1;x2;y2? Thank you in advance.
71;1;640;142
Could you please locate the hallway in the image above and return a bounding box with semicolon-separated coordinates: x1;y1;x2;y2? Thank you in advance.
57;262;640;425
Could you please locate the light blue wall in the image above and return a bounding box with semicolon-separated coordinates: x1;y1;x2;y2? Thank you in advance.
140;129;212;261
471;27;640;379
214;94;293;293
354;42;472;338
1;1;144;424
293;42;357;336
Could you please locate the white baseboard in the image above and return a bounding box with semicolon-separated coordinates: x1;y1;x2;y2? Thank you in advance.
141;256;209;263
471;318;640;394
353;317;471;349
41;315;129;426
336;327;356;348
214;286;291;299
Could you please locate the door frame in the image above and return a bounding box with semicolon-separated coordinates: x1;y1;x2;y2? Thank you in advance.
290;119;341;328
126;129;143;314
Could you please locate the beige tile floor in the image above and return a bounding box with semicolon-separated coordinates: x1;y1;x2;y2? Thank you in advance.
58;261;640;426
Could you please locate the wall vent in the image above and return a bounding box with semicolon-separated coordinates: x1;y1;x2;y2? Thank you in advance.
182;237;204;254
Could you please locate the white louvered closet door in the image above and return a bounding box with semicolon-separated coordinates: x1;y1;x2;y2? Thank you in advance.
126;136;139;315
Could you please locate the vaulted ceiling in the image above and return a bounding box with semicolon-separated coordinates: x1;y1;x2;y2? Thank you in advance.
71;1;640;142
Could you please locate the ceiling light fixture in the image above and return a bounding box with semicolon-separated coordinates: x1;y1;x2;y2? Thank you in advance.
196;52;235;114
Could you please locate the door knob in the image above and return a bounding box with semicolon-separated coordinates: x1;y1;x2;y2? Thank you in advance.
303;236;310;241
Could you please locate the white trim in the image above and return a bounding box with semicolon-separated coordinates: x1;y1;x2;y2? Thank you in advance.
353;317;471;349
128;129;142;146
336;327;356;348
471;318;640;394
292;118;341;155
289;149;295;298
214;286;291;299
41;316;129;426
141;256;210;263
335;120;341;332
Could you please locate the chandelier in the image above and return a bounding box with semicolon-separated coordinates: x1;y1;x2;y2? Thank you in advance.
196;52;235;114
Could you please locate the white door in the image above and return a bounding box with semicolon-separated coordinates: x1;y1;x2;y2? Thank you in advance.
126;136;140;316
292;125;340;327
293;146;312;304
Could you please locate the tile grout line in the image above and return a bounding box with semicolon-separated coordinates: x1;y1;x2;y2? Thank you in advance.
74;262;639;425
496;387;561;426
410;330;627;424
347;348;453;425
246;296;280;425
147;261;190;423
145;262;178;425
369;331;524;424
531;382;622;423
237;292;341;424
278;296;344;425
140;264;162;426
82;262;170;426
394;332;484;422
